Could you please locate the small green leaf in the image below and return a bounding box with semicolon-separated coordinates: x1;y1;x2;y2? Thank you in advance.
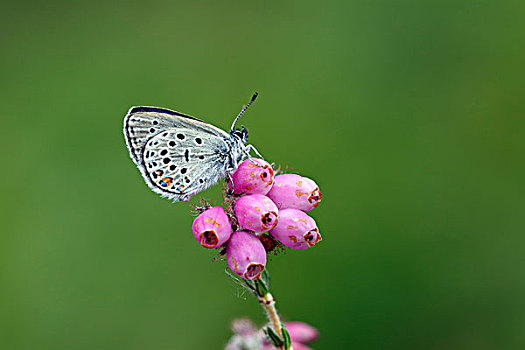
254;278;269;297
264;326;284;347
261;268;271;289
281;323;292;349
243;278;256;293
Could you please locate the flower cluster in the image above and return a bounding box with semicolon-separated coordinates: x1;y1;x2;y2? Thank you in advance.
191;158;322;280
225;319;319;350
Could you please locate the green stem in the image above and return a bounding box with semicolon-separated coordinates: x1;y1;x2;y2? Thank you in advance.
259;291;282;340
247;271;293;350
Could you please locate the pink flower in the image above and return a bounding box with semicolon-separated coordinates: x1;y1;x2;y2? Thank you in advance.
191;206;231;248
285;322;319;344
266;174;322;212
226;231;267;280
260;321;319;349
231;158;274;195
234;194;279;233
269;209;321;249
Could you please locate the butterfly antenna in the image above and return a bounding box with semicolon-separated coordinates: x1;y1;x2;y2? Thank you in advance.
230;92;258;132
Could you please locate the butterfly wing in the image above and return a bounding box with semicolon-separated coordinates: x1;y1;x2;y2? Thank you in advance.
124;106;229;165
124;106;233;201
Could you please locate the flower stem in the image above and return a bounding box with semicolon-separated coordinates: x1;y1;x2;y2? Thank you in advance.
250;271;293;350
259;292;282;339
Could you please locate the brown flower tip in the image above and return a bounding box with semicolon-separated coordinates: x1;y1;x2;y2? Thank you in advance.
199;230;219;248
261;211;278;230
304;228;322;247
244;263;265;280
259;165;274;186
308;188;322;207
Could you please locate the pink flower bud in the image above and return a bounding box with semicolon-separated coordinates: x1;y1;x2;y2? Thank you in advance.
234;194;279;233
226;231;267;280
266;174;322;212
269;209;321;249
231;158;274;195
192;206;231;249
285;322;319;344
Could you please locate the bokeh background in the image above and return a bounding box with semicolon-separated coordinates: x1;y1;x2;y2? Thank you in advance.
1;0;524;349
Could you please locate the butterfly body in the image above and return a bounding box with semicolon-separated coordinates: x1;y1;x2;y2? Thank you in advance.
124;105;250;202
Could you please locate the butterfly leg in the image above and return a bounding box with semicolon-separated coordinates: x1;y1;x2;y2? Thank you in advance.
244;145;265;164
225;172;235;195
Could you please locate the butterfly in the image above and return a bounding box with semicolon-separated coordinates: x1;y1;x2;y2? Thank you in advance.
123;93;260;202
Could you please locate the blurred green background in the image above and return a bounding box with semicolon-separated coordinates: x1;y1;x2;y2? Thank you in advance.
1;0;524;349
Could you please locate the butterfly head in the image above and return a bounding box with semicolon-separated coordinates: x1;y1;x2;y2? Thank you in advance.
230;125;248;144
